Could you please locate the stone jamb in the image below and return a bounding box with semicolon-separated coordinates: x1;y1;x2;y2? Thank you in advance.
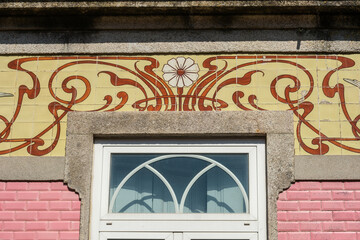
65;111;294;240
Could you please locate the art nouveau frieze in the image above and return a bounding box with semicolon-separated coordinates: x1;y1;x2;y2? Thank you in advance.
0;55;359;156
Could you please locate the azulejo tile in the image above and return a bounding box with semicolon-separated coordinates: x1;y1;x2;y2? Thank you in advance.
0;55;358;156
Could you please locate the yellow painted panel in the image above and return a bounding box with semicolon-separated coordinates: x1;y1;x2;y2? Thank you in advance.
0;55;358;156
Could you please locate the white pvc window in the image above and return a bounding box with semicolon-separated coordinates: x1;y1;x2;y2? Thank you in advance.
109;153;249;214
100;232;258;240
91;140;266;240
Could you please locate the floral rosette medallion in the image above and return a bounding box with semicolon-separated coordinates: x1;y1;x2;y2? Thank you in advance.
162;57;200;88
162;57;199;110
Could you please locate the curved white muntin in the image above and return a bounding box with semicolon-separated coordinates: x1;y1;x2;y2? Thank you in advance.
145;165;180;213
179;163;216;213
108;154;249;213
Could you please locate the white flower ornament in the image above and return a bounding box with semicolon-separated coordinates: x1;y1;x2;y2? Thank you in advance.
162;57;200;88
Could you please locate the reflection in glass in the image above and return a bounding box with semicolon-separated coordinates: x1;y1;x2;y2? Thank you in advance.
109;154;248;213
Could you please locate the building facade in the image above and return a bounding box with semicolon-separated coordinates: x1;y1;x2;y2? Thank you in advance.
0;1;360;240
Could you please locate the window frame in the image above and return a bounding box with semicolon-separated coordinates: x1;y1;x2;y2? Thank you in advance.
99;232;258;240
91;139;266;240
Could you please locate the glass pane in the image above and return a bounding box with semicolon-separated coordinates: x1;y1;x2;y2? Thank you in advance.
183;154;248;213
112;168;175;213
191;239;250;240
204;154;249;196
150;156;209;201
110;154;176;213
109;153;248;213
184;167;245;213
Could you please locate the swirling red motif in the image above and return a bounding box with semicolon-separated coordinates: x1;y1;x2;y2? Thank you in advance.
0;56;359;156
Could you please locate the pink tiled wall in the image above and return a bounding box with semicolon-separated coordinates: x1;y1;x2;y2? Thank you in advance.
278;181;360;240
2;181;360;240
0;182;80;240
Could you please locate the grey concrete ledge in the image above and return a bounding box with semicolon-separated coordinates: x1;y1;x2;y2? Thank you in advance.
65;111;294;240
1;30;360;54
1;1;360;15
0;156;65;181
295;155;360;180
67;111;294;136
3;1;360;8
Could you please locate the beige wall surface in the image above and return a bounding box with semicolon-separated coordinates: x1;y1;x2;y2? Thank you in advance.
0;55;359;157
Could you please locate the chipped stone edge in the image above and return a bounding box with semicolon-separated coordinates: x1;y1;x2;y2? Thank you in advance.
65;111;294;240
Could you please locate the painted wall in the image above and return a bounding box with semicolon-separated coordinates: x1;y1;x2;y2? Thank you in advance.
0;55;359;157
278;182;360;240
0;182;80;240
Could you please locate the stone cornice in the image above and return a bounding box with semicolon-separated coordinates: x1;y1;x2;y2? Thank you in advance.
1;1;360;15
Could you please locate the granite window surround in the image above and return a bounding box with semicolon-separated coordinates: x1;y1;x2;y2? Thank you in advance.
64;111;294;240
